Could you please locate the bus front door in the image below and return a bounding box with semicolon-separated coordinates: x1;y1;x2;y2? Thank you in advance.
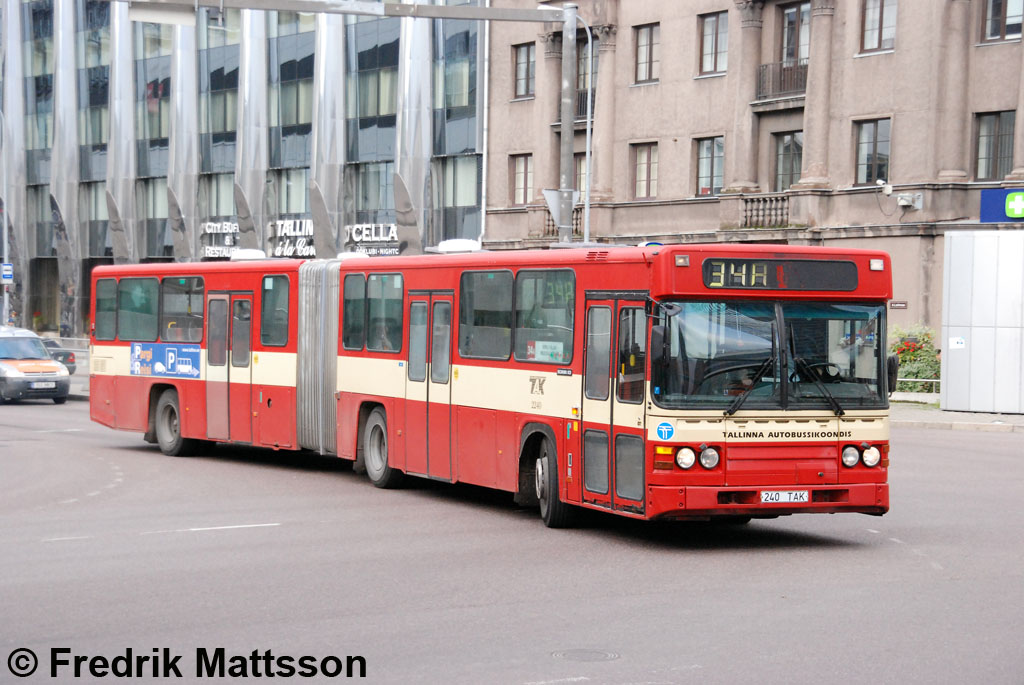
405;293;454;480
581;297;647;514
205;292;253;443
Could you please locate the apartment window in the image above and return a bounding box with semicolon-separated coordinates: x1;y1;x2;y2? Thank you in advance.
633;143;658;199
634;24;660;83
511;154;533;206
855;119;891;185
575;152;588;202
696;136;724;196
513;43;535;97
700;12;728;74
976;111;1016;181
983;0;1023;41
862;0;897;52
775;131;804;191
781;2;811;65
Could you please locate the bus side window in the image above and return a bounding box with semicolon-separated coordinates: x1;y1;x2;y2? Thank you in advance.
260;275;289;347
342;274;366;350
617;307;646;403
95;278;118;340
160;277;204;343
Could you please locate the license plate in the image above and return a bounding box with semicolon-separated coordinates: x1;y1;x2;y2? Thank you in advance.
31;381;56;389
761;490;809;503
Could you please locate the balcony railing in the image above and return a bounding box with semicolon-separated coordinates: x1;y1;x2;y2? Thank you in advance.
544;206;584;237
756;59;808;100
575;89;594;120
743;194;790;228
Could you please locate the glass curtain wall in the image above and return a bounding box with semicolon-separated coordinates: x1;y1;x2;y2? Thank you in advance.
134;22;172;259
345;14;400;227
431;3;481;243
198;8;239;257
76;0;110;260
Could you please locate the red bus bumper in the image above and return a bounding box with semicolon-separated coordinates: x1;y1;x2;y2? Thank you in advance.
646;483;889;520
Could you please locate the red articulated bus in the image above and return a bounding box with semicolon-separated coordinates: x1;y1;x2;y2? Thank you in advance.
90;243;892;527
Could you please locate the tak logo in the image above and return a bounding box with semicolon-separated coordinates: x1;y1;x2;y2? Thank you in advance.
529;376;546;395
1007;192;1024;219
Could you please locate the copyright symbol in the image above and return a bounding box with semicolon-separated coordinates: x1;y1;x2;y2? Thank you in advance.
7;648;38;677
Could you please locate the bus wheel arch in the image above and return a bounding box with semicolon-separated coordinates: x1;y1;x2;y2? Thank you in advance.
361;404;403;488
145;383;177;444
154;387;199;456
517;423;576;528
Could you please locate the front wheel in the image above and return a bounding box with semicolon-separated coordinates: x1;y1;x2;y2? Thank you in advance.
53;396;67;405
535;436;575;528
155;389;198;456
363;408;403;489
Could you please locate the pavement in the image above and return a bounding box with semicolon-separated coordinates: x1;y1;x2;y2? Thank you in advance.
65;373;1024;433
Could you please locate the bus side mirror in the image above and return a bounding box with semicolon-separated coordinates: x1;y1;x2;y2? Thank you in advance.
650;325;666;366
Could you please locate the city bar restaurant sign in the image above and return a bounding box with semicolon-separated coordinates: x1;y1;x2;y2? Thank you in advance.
200;220;400;258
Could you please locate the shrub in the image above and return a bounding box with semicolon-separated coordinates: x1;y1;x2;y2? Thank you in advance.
889;324;940;393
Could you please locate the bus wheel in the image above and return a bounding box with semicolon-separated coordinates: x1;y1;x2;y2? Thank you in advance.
535;436;575;528
363;408;403;489
155;389;197;457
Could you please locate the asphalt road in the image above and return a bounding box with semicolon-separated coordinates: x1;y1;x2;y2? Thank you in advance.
1;400;1021;684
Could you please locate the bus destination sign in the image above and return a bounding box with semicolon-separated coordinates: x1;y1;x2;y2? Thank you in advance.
702;258;858;291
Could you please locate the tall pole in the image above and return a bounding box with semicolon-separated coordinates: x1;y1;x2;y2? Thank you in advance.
1;111;8;326
580;17;592;243
558;4;577;243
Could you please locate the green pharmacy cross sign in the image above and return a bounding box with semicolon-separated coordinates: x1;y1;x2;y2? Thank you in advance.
1007;192;1024;219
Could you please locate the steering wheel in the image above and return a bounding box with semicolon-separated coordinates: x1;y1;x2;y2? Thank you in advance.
790;362;841;383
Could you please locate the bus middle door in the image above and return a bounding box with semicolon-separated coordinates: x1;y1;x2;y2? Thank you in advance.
405;292;454;480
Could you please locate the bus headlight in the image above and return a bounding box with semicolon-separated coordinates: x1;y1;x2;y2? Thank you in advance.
675;447;696;469
699;446;720;469
862;446;881;467
842;445;860;467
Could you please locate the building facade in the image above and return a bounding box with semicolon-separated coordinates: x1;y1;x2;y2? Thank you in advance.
487;0;1024;332
0;0;1022;337
0;0;484;335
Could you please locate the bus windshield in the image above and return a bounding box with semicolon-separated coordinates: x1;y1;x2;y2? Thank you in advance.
651;301;886;410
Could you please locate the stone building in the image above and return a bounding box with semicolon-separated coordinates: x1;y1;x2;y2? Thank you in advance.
486;0;1024;332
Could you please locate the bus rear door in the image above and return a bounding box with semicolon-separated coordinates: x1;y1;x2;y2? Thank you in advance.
206;292;254;443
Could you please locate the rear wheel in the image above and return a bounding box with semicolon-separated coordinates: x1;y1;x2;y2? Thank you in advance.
363;408;403;488
155;389;198;456
535;436;575;528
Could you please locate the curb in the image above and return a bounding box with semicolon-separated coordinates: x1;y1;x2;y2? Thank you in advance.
892;420;1024;433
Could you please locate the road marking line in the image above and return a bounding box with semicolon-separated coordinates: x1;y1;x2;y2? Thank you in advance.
41;536;93;543
35;428;83;434
866;528;881;534
188;523;281;532
524;678;590;685
58;499;78;504
86;491;101;497
889;537;904;544
141;523;282;535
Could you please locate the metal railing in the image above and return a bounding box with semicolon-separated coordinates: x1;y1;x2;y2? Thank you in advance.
742;194;790;228
895;377;940;392
575;89;594;120
756;59;808;100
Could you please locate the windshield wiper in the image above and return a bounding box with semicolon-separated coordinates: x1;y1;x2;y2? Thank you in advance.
792;355;844;416
724;356;775;416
